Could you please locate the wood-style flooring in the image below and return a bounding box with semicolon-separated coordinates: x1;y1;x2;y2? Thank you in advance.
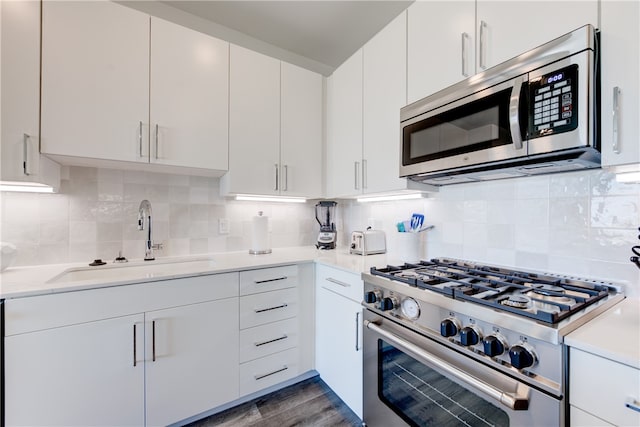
186;376;362;427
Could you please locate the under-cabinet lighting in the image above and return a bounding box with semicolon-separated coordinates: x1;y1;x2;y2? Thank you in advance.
0;181;55;193
615;171;640;183
357;193;424;203
235;194;307;203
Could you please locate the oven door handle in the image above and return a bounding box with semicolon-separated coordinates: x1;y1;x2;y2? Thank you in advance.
509;75;525;151
365;320;530;411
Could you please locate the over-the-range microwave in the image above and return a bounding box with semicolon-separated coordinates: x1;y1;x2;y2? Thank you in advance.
400;25;600;185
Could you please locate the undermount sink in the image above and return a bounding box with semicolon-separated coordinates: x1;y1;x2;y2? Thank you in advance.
47;257;216;284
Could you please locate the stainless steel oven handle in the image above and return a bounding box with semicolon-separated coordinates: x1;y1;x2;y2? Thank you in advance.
365;320;529;411
509;75;524;150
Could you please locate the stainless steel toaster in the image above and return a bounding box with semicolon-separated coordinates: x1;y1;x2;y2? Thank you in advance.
350;230;386;255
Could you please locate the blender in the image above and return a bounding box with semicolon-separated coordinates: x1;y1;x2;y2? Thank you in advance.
315;201;337;249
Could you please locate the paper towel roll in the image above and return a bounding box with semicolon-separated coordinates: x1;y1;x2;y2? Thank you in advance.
250;211;272;254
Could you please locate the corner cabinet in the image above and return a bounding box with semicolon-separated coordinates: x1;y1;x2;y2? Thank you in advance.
4;273;240;427
315;264;364;419
40;0;229;175
600;0;640;169
222;46;323;198
0;0;60;190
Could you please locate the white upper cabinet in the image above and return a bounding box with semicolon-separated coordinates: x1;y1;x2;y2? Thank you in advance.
407;1;475;104
476;1;598;71
224;45;323;198
326;49;364;198
600;0;640;169
40;1;229;175
149;17;229;171
1;0;60;190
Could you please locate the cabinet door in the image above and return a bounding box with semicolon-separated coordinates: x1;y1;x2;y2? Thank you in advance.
5;314;145;426
363;12;408;194
150;17;229;171
407;1;475;103
600;0;640;168
40;0;149;162
315;286;363;418
281;62;323;198
145;299;239;426
228;45;280;195
1;0;60;188
476;1;598;71
326;50;364;198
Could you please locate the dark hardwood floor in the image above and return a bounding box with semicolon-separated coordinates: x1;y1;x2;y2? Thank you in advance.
186;376;362;427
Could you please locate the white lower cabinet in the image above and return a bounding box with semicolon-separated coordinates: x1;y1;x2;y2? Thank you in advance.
315;265;363;419
569;347;640;427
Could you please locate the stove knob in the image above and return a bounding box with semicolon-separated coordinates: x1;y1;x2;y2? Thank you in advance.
364;290;381;304
509;343;538;370
460;326;482;346
483;334;507;357
440;318;460;338
379;296;398;311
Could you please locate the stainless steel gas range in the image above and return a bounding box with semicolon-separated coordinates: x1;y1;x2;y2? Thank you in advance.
361;258;624;427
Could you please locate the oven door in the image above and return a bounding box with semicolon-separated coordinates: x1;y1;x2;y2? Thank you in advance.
363;310;562;427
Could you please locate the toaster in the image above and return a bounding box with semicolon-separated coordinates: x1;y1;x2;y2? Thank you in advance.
350;229;386;255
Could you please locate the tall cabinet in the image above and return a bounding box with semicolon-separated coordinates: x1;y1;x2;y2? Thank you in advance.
1;0;60;190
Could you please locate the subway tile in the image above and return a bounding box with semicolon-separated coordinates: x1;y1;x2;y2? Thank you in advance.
40;221;69;244
589;228;637;263
515;175;550;199
37;243;69;265
591;196;639;228
98;180;124;202
515;226;549;254
69;221;97;243
548;226;589;258
3;222;39;244
514;251;549;271
462;200;487;223
486;224;514;249
189;238;209;254
591;169;640;197
549;197;589;228
39;194;69;222
550;172;590;198
97;222;123;242
96;202;124;223
514;198;549;226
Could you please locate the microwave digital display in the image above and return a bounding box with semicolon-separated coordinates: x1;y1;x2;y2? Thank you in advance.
528;64;579;139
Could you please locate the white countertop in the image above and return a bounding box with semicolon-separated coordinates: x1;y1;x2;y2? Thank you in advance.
0;246;393;299
565;297;640;369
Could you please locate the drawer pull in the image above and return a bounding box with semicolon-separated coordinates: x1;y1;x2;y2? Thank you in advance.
255;366;288;381
254;303;288;313
254;334;288;347
326;277;350;288
254;276;288;284
626;397;640;413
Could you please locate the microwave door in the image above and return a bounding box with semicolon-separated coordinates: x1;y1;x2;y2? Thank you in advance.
400;76;528;178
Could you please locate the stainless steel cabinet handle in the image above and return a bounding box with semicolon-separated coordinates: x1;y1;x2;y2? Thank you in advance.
509;76;525;150
626;397;640;413
254;335;288;347
461;33;470;77
365;320;529;411
355;311;360;351
133;324;137;367
354;161;360;190
362;159;368;189
138;121;143;157
152;320;156;362
254;303;288;313
326;277;351;288
255;366;288;381
283;164;288;191
613;86;621;154
22;133;30;176
274;164;279;191
254;276;288;284
154;124;159;159
479;20;488;70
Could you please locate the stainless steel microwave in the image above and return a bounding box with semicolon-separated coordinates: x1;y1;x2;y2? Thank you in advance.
400;25;600;185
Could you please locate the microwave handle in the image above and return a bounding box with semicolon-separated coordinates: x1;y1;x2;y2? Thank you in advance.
509;76;525;150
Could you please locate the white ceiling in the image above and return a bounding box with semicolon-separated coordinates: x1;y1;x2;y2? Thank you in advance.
161;1;413;74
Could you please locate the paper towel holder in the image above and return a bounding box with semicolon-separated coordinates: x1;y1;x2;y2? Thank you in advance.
249;211;272;255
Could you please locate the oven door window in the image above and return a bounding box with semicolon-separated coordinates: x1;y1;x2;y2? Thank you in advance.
402;88;514;166
378;340;509;427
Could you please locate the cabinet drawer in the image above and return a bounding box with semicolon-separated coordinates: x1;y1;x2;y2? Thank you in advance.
239;348;299;396
240;287;298;329
570;348;640;426
240;265;298;295
240;318;298;363
570;406;614;427
316;265;363;303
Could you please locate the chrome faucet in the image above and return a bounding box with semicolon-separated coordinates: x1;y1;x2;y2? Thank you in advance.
138;199;161;261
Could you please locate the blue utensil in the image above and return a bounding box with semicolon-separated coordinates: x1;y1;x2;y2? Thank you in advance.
410;214;424;232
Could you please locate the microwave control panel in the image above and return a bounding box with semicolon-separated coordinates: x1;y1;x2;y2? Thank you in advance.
528;64;579;139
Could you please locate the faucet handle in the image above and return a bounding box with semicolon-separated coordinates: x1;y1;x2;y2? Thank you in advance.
151;243;164;251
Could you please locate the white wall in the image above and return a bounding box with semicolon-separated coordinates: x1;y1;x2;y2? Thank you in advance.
339;169;640;297
0;166;315;266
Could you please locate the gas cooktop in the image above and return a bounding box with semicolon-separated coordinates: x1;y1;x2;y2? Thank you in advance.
370;258;618;324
